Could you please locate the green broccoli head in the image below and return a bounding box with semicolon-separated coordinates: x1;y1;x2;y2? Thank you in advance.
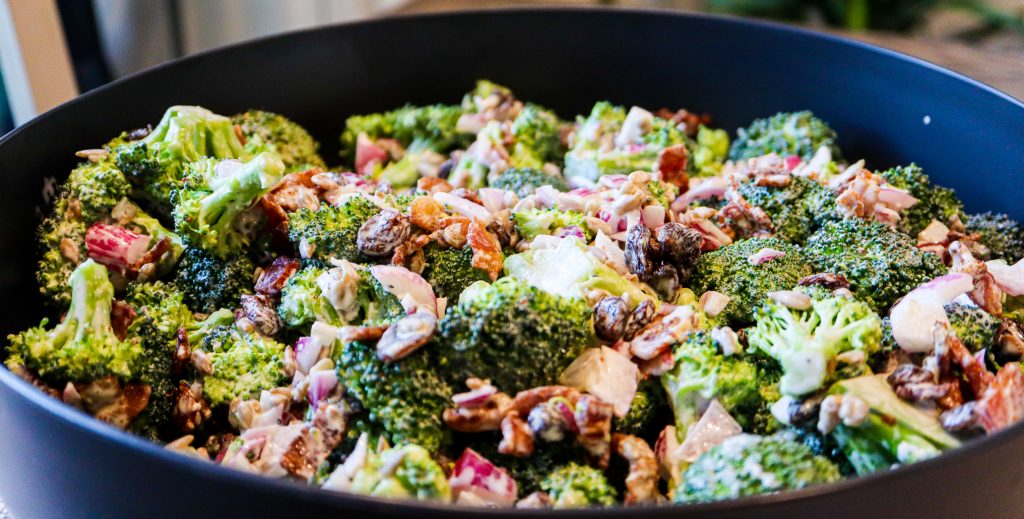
662;330;765;435
489;167;569;198
114;105;247;217
340;103;469;162
827;375;960;475
674;433;841;503
614;377;670;441
541;463;617;508
749;295;882;396
173;247;256;313
966;212;1024;263
509;104;564;168
65;160;133;223
420;244;492;301
278;264;404;331
349;442;451;502
231;110;325;172
729;111;842;162
512;208;594;242
436;277;593;391
692;125;730;177
124;281;193;341
122;313;179;441
804;218;948;310
173;152;285;260
944;301;999;353
287;193;381;264
565;101;690;181
879;164;965;236
335;340;452;452
36;213;88;308
193;320;288;406
691;238;813;325
7;260;143;383
737;175;839;244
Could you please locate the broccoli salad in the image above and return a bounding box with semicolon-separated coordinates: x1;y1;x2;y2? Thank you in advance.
9;80;1024;508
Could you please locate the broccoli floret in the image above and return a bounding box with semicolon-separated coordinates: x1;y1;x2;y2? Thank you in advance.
193;320;288;406
420;244;492;301
691;238;813;326
661;331;765;435
66;160;133;223
462;79;514;112
615;378;670;441
335;340;452;452
173;152;285;259
114;106;247;217
804;218;947;310
827;375;961;475
489;167;569;198
287;193;381;264
124;281;194;341
7;260;143;382
349;443;451;502
512;208;594;242
340;103;469;163
436;277;593;391
231;110;325;172
503;237;654;307
509;104;565;168
966;212;1024;262
37;215;88;307
944;301;999;353
173;247;256;313
729;111;841;162
674;433;841;503
737;175;839;243
565;102;691;181
541;463;617;508
692;125;730;177
278;265;403;331
748;296;882;396
879;164;964;236
122;313;178;441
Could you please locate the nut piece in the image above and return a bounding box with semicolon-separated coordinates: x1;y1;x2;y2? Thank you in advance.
357;209;411;257
498;412;535;457
376;312;437;362
593;297;629;342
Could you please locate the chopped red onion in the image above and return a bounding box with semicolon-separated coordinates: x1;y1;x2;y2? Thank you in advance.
293;337;323;375
448;448;518;507
671;177;729;212
477;188;509;213
747;247;786;265
784;155;802;171
307;370;338;409
452;384;497;408
555;225;587;240
598;175;629;189
85;223;150;271
554;400;579;434
354;133;388;176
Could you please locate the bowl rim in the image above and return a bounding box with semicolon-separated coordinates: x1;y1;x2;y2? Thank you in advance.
2;6;1023;516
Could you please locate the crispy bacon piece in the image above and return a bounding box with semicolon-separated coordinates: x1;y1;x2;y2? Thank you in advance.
654;108;710;138
950;241;1003;315
510;386;582;417
258;196;292;252
254;257;300;298
267;168;322;212
390;234;431;268
127;237;171;280
656;144;689;189
972;362;1024;434
467;220;503;281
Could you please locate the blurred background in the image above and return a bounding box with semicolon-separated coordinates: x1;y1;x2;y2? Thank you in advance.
1;0;1023;136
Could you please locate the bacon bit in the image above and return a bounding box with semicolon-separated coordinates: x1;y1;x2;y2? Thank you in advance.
966;362;1024;434
654;108;710;138
950;241;1003;315
498;412;534;457
613;433;664;505
940;321;994;397
390;234;431;268
655;144;689;189
436;215;472;248
110;300;137;341
126;236;171;281
410;196;447;232
467;220;503;281
254;257;300;298
258;197;291;252
417;176;452;194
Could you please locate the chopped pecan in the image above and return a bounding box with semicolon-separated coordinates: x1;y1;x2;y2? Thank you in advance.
487;209;516;247
173;381;211;433
338;324;389;343
575;394;614;468
940;402;979;433
76;376;151;429
110;300;137;341
451;188;484;206
887;364;956;406
950;241;1003;315
613;433;664;505
798;272;850;290
510;386;582;417
940;321;993;397
654;108;710;138
718;182;774;238
390;234;431;267
60;237;80;263
267;171;321;212
410;195;447;232
444;391;513;432
996;318;1024;360
629;305;697;360
255;257;300;297
241;294;283;337
467;219;503;281
498;412;534;457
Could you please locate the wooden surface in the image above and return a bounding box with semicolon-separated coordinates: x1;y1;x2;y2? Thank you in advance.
396;0;1024;100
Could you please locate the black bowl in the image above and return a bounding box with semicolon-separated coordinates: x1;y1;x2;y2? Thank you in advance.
2;8;1023;519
